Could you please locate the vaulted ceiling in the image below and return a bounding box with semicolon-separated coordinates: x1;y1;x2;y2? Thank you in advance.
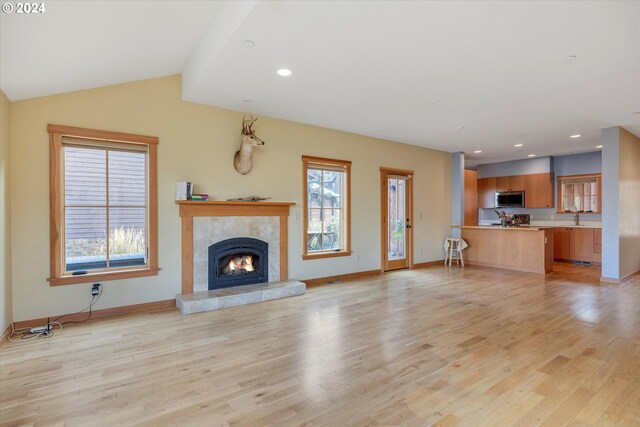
2;1;639;165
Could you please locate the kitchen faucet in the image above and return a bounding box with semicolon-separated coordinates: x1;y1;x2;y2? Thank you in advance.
574;210;580;226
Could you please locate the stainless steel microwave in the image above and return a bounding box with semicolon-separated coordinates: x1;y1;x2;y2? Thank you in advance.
495;191;525;208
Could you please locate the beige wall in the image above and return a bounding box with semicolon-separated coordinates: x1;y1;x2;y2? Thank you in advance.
9;75;452;321
1;90;12;332
618;128;640;279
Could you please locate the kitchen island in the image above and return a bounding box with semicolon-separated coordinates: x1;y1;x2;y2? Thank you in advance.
453;226;554;274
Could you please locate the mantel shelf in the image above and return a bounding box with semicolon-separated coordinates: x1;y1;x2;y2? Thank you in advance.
176;200;295;218
176;200;295;207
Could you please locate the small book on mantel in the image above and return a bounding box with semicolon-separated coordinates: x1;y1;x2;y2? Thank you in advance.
191;193;209;201
176;182;192;200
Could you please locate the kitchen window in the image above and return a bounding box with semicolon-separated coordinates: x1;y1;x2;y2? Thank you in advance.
302;155;351;260
557;174;602;214
48;125;159;285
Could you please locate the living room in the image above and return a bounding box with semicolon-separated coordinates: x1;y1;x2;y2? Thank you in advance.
1;1;639;425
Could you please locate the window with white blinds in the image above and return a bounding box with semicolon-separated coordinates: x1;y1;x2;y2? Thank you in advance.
63;138;148;272
302;156;352;260
48;124;159;285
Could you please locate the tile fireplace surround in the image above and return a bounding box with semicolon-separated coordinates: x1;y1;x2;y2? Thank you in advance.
176;201;295;294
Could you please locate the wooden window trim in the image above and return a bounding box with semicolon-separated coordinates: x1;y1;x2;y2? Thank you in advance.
556;173;602;214
48;124;159;286
302;155;352;260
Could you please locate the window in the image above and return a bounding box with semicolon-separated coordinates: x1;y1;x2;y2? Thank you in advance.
302;155;351;260
557;174;602;214
48;125;158;285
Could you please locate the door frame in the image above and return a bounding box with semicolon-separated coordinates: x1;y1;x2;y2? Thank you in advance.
380;167;414;272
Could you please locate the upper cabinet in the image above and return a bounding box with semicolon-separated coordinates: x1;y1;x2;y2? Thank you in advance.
557;174;602;213
477;172;554;209
477;177;496;209
495;175;525;192
524;173;554;208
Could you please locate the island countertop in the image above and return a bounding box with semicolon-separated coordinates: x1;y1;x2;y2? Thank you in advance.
451;225;554;231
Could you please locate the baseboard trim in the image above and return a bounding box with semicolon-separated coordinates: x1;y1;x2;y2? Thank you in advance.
601;269;640;285
11;299;176;330
302;269;381;287
0;325;11;347
413;260;446;269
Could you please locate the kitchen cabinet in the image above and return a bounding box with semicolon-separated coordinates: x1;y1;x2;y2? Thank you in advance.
553;227;601;263
477;177;496;209
553;227;571;260
524;173;554;208
593;228;602;255
496;175;525;192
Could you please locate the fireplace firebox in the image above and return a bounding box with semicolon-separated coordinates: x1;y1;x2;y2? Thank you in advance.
208;238;268;290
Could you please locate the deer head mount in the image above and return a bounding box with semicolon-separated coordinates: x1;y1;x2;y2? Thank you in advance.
234;116;265;175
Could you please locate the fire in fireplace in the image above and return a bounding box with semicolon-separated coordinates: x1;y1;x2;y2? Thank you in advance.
208;238;268;290
223;255;255;275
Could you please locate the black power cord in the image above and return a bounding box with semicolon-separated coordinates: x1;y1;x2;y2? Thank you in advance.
51;284;103;325
9;284;103;343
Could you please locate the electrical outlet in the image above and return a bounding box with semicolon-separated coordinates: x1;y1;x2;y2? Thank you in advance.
91;283;101;296
355;254;360;262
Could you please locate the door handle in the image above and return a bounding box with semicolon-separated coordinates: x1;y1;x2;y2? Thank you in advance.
406;225;412;229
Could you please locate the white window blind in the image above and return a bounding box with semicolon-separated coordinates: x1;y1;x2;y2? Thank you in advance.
62;137;148;273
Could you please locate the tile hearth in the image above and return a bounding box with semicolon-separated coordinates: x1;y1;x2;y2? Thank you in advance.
176;280;306;314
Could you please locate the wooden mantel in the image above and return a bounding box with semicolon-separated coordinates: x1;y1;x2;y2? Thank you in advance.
177;200;295;218
177;201;295;294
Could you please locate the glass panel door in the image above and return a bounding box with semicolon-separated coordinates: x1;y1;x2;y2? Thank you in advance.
382;170;412;271
387;178;406;261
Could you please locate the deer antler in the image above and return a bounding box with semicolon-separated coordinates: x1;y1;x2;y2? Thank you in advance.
242;116;257;134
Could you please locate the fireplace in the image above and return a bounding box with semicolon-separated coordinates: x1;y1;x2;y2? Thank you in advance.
208;237;269;290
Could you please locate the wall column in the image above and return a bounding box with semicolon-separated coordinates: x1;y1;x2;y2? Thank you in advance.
601;127;620;280
451;152;465;238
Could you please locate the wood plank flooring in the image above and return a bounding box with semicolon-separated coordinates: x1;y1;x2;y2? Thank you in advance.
1;263;639;426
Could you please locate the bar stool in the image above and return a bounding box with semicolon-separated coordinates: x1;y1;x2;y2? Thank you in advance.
444;237;464;267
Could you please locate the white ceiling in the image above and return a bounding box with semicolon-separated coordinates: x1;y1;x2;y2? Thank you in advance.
0;1;221;100
2;1;639;166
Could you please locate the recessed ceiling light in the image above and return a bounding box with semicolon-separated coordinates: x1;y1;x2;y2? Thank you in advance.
277;68;292;77
474;150;482;154
596;145;603;148
243;40;255;48
456;126;465;130
570;134;582;138
242;99;253;103
566;55;577;61
514;144;524;147
528;154;536;157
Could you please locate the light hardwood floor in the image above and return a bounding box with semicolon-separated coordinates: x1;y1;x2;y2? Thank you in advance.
1;263;639;426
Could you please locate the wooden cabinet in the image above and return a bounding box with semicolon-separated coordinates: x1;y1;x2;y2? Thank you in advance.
570;227;594;261
496;175;525;192
479;173;553;209
524;173;554;208
553;228;571;260
477;177;496;209
553;227;601;263
593;228;602;255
